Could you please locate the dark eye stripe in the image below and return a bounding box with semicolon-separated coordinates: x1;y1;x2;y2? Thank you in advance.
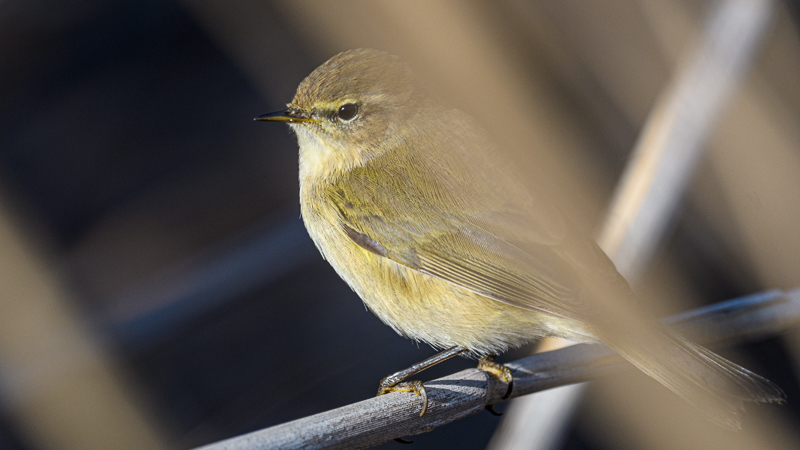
337;103;358;121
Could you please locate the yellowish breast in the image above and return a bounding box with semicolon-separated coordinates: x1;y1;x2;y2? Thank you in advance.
299;184;567;356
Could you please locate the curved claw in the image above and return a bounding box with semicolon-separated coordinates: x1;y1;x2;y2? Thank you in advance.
394;437;414;444
377;380;429;417
485;404;503;416
502;379;514;400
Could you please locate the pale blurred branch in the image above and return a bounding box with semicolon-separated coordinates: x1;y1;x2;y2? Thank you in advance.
600;0;774;278
195;288;800;450
0;198;170;450
490;0;775;448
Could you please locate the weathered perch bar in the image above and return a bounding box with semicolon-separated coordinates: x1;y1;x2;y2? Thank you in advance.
196;288;800;450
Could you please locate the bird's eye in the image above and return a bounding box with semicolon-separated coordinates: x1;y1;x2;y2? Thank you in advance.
337;103;358;121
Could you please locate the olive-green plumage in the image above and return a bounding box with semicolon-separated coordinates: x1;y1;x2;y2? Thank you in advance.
264;48;783;428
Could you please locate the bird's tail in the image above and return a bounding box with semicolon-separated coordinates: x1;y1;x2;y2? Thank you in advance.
594;323;785;429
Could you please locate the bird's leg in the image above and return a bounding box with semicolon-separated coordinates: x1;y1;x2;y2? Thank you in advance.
377;346;467;417
478;355;514;399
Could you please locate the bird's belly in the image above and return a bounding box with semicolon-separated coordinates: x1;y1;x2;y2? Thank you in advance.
302;205;589;355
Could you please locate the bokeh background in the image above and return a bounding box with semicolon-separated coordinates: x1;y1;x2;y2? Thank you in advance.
1;1;799;449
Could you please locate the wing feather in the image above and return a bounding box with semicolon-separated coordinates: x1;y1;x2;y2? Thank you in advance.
328;172;589;320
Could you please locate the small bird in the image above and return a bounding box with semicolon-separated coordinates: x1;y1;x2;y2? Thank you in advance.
257;48;784;427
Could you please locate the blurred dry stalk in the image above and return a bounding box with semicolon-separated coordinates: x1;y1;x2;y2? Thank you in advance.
0;0;795;449
0;196;169;450
179;0;800;448
183;0;606;223
491;1;777;449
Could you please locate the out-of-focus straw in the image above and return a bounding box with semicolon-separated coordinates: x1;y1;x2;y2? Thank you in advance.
488;1;775;449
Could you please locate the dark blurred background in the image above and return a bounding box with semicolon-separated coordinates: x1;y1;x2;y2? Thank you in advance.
1;1;799;449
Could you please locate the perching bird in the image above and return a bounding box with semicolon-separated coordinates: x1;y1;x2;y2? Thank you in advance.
257;48;784;427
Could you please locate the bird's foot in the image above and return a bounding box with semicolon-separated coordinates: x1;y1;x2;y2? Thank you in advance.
377;379;429;417
478;355;514;399
377;378;427;443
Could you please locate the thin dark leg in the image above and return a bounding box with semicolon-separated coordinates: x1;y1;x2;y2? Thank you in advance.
377;345;467;421
378;346;468;393
378;346;468;443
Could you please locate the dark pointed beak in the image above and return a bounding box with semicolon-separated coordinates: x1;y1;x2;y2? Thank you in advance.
254;108;312;123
